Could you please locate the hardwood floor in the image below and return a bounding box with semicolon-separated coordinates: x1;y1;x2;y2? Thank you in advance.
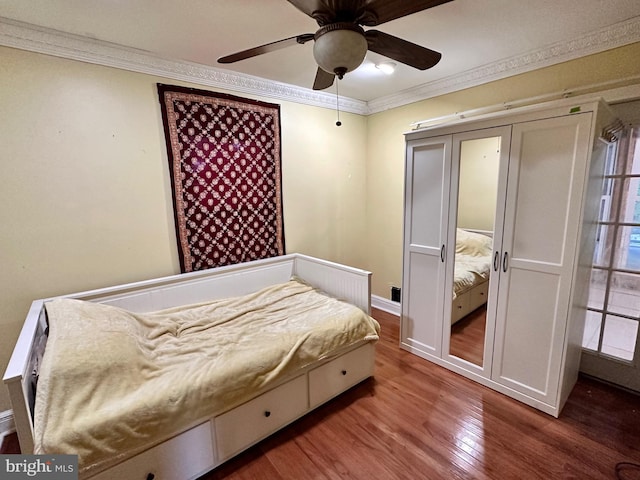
0;430;19;454
3;308;639;479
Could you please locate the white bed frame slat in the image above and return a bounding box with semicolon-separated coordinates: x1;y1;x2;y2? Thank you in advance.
293;256;371;314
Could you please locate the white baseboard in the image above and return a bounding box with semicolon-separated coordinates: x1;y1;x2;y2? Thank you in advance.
0;410;15;444
371;295;400;316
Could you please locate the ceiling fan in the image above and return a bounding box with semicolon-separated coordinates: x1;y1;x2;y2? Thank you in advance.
218;0;453;91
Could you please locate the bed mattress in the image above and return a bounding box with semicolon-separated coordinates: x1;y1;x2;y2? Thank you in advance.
33;278;380;475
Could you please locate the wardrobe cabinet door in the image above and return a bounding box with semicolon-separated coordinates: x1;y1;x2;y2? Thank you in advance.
491;113;593;404
443;126;512;376
401;136;452;358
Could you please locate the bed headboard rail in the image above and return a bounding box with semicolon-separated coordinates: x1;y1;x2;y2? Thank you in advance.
293;255;372;314
89;261;296;312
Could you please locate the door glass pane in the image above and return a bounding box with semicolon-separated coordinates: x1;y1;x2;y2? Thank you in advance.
601;315;639;361
630;137;640;174
617;178;640;224
582;310;603;351
592;179;620;268
592;223;613;267
600;177;614;211
587;268;607;310
608;271;640;317
613;226;640;271
603;142;618;176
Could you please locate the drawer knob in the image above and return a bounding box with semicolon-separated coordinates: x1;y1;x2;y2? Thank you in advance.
341;370;347;376
264;410;271;418
147;474;155;480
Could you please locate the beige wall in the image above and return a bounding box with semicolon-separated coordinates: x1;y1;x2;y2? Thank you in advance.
0;46;367;411
365;42;640;300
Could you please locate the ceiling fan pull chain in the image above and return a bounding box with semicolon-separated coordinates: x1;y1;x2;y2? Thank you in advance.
336;79;342;127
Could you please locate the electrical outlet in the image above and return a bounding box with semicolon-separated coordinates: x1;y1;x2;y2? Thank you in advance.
391;286;401;303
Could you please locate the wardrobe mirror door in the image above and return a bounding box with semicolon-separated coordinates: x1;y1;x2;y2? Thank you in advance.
449;136;501;367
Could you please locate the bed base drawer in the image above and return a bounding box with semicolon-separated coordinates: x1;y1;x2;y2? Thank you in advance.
215;374;308;461
89;421;214;480
309;343;375;409
452;294;470;323
470;281;488;306
70;343;379;479
452;281;489;324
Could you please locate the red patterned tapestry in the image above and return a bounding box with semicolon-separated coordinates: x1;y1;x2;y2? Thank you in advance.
158;84;285;272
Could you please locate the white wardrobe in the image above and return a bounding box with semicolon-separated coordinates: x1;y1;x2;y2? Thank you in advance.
400;98;617;416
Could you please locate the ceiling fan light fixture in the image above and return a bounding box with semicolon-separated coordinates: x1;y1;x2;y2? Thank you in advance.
375;61;397;74
313;23;368;78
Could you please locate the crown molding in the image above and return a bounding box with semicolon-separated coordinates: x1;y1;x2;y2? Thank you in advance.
1;15;639;116
367;16;640;114
0;17;369;115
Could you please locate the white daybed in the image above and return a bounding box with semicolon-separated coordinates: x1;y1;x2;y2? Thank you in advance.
451;229;493;324
3;254;379;480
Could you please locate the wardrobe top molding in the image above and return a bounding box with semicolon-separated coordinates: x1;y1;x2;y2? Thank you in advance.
405;96;612;140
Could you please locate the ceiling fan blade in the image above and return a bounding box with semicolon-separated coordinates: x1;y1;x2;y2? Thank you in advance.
313;67;335;90
286;0;333;24
365;30;442;70
218;34;314;64
286;0;363;25
286;0;325;17
358;0;453;26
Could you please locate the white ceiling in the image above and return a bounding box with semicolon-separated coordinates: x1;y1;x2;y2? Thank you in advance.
1;0;639;110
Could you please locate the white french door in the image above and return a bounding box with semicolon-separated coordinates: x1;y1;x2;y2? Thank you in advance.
581;125;640;392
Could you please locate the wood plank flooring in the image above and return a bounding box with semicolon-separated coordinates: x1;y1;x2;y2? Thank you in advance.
3;308;639;479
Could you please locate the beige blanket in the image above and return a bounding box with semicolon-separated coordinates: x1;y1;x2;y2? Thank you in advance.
34;279;380;475
453;229;493;298
453;254;491;297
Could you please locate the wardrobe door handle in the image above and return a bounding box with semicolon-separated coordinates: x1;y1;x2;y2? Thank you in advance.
503;252;509;272
493;251;499;271
441;245;445;263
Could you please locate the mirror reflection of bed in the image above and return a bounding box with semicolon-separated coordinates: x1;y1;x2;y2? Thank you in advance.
449;228;493;366
448;136;501;367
